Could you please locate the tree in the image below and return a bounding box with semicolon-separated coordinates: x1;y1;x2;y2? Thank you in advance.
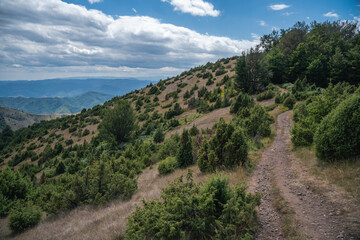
230;92;254;114
153;128;165;143
99;100;137;145
176;129;193;167
198;119;248;172
234;54;250;93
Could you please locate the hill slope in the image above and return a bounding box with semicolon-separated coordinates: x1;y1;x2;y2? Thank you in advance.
0;91;113;114
0;106;66;131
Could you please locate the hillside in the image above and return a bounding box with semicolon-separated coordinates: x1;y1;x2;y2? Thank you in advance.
0;21;359;240
0;78;152;98
0;106;66;131
0;92;113;114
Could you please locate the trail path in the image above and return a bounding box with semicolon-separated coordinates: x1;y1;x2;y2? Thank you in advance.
249;111;360;240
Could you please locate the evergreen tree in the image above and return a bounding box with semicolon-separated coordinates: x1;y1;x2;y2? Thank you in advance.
153;128;165;143
99;100;137;145
176;129;193;167
234;54;250;93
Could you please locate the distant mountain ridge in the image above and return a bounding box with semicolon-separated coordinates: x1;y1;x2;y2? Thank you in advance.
0;77;152;98
0;91;114;114
0;106;66;131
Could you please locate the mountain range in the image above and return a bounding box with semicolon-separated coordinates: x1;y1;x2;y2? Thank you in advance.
0;77;152;98
0;91;113;114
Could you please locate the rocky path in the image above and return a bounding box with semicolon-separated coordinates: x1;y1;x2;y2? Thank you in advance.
249;111;359;240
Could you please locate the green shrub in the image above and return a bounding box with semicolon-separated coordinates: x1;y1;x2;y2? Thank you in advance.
158;157;178;175
153;128;165;143
256;90;274;101
189;125;199;136
125;172;261;240
158;134;180;160
314;95;360;161
82;129;90;136
230;92;254;114
198;119;248;172
148;86;160;95
235;105;273;138
8;202;42;233
283;95;296;109
68;125;77;133
65;139;73;146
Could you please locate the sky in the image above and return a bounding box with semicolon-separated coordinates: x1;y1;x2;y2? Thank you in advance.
0;0;359;81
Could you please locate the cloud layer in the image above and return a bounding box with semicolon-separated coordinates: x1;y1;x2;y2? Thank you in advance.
161;0;220;17
0;0;256;80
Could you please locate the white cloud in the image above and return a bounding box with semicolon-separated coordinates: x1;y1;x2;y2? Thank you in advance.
283;12;294;16
323;11;339;18
132;8;137;13
161;0;220;17
258;20;266;26
269;4;290;11
354;16;360;22
251;33;260;40
0;0;258;80
88;0;102;4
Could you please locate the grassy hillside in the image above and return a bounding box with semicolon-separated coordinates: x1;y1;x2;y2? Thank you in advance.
0;92;113;114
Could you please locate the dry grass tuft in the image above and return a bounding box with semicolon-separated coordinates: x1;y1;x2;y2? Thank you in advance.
293;147;360;204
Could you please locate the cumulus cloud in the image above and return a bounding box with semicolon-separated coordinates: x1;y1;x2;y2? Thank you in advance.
269;4;290;11
0;0;257;80
161;0;220;17
323;11;339;18
132;8;137;13
88;0;102;4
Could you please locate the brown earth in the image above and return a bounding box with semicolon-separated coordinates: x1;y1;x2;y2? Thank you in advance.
249;111;360;240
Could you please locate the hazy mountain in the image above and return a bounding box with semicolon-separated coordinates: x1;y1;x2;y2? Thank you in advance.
0;91;113;114
0;78;152;98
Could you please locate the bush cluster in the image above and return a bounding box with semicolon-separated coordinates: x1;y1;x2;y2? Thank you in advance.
126;173;261;240
158;157;178;175
314;95;360;161
198;119;248;172
256;90;275;101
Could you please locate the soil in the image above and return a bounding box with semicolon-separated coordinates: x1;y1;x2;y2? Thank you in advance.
248;111;360;239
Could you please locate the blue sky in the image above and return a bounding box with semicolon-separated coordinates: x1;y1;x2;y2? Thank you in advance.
0;0;358;80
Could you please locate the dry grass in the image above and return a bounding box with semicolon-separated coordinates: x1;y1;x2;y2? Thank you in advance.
165;106;233;139
293;147;360;204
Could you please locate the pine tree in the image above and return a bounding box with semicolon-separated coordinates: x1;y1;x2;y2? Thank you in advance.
176;129;193;167
153;128;165;143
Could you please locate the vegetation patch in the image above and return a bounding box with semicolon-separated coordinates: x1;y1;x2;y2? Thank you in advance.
126;172;261;240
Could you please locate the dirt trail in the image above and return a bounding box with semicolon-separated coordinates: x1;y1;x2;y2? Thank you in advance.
249;111;360;240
